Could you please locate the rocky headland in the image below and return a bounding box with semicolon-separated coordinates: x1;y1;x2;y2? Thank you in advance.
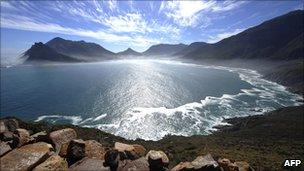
1;105;303;170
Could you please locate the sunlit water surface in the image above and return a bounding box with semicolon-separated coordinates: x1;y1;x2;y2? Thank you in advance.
1;60;302;140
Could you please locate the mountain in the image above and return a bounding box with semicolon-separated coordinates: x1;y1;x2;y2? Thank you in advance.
143;43;187;57
117;48;142;57
23;42;81;63
46;37;115;61
178;10;304;61
173;42;210;57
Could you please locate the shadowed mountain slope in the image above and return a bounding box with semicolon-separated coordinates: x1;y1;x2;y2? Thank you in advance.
23;42;81;63
117;48;142;57
46;37;115;61
178;10;303;61
143;43;187;57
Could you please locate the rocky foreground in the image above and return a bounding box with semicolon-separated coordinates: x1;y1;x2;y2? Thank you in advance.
1;105;303;170
0;118;252;171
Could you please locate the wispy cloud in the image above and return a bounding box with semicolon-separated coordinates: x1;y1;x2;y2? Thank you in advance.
206;28;245;43
159;0;245;27
0;13;160;48
4;0;288;52
160;1;215;27
1;1;179;49
108;0;118;12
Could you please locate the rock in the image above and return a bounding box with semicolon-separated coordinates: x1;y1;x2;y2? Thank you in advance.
68;157;110;171
190;154;219;170
228;163;239;171
114;142;147;159
146;150;169;171
104;150;121;171
67;139;107;165
218;158;231;171
0;131;15;141
67;139;86;165
133;144;147;157
171;162;192;171
115;142;134;152
84;140;106;160
0;118;19;133
0;141;12;156
0;142;53;171
234;161;253;171
30;131;48;143
171;154;220;171
117;157;149;171
59;142;70;157
33;154;68;171
49;128;77;153
14;128;31;147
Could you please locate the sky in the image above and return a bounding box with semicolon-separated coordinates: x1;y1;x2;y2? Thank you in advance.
0;0;303;62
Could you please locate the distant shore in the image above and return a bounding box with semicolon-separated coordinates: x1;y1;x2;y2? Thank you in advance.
177;58;304;97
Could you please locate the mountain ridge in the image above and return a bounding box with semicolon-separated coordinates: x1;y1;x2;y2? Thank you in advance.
22;10;303;63
143;43;187;57
117;48;142;57
46;37;115;61
23;42;81;63
177;10;303;61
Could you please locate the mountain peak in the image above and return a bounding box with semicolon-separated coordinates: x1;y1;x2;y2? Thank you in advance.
117;48;141;56
23;42;79;63
143;43;187;56
45;37;114;60
124;48;136;52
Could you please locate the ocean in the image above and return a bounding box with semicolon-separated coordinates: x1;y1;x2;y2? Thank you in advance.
1;59;302;140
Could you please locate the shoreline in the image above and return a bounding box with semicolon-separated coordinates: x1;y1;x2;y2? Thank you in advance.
2;105;303;170
1;59;303;170
1;59;303;141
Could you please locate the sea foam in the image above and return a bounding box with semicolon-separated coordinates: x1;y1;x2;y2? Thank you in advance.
34;61;303;140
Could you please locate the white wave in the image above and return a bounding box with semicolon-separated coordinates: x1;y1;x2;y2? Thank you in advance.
35;115;82;125
95;64;303;140
79;117;93;124
33;62;303;141
93;114;107;121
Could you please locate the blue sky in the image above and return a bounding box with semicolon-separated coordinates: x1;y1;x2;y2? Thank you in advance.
0;0;303;61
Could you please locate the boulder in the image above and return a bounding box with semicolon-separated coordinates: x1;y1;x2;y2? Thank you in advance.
218;158;231;171
104;150;121;171
114;142;147;159
59;142;70;157
0;118;19;133
67;139;106;165
0;131;15;141
30;131;48;143
190;154;219;170
117;157;149;171
171;154;220;171
234;161;253;171
33;154;68;171
68;157;110;171
14;128;31;147
115;142;134;152
171;162;192;171
0;142;53;171
49;128;77;153
0;141;12;156
133;144;147;157
84;140;106;160
146;150;169;171
67;139;86;165
228;163;239;171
